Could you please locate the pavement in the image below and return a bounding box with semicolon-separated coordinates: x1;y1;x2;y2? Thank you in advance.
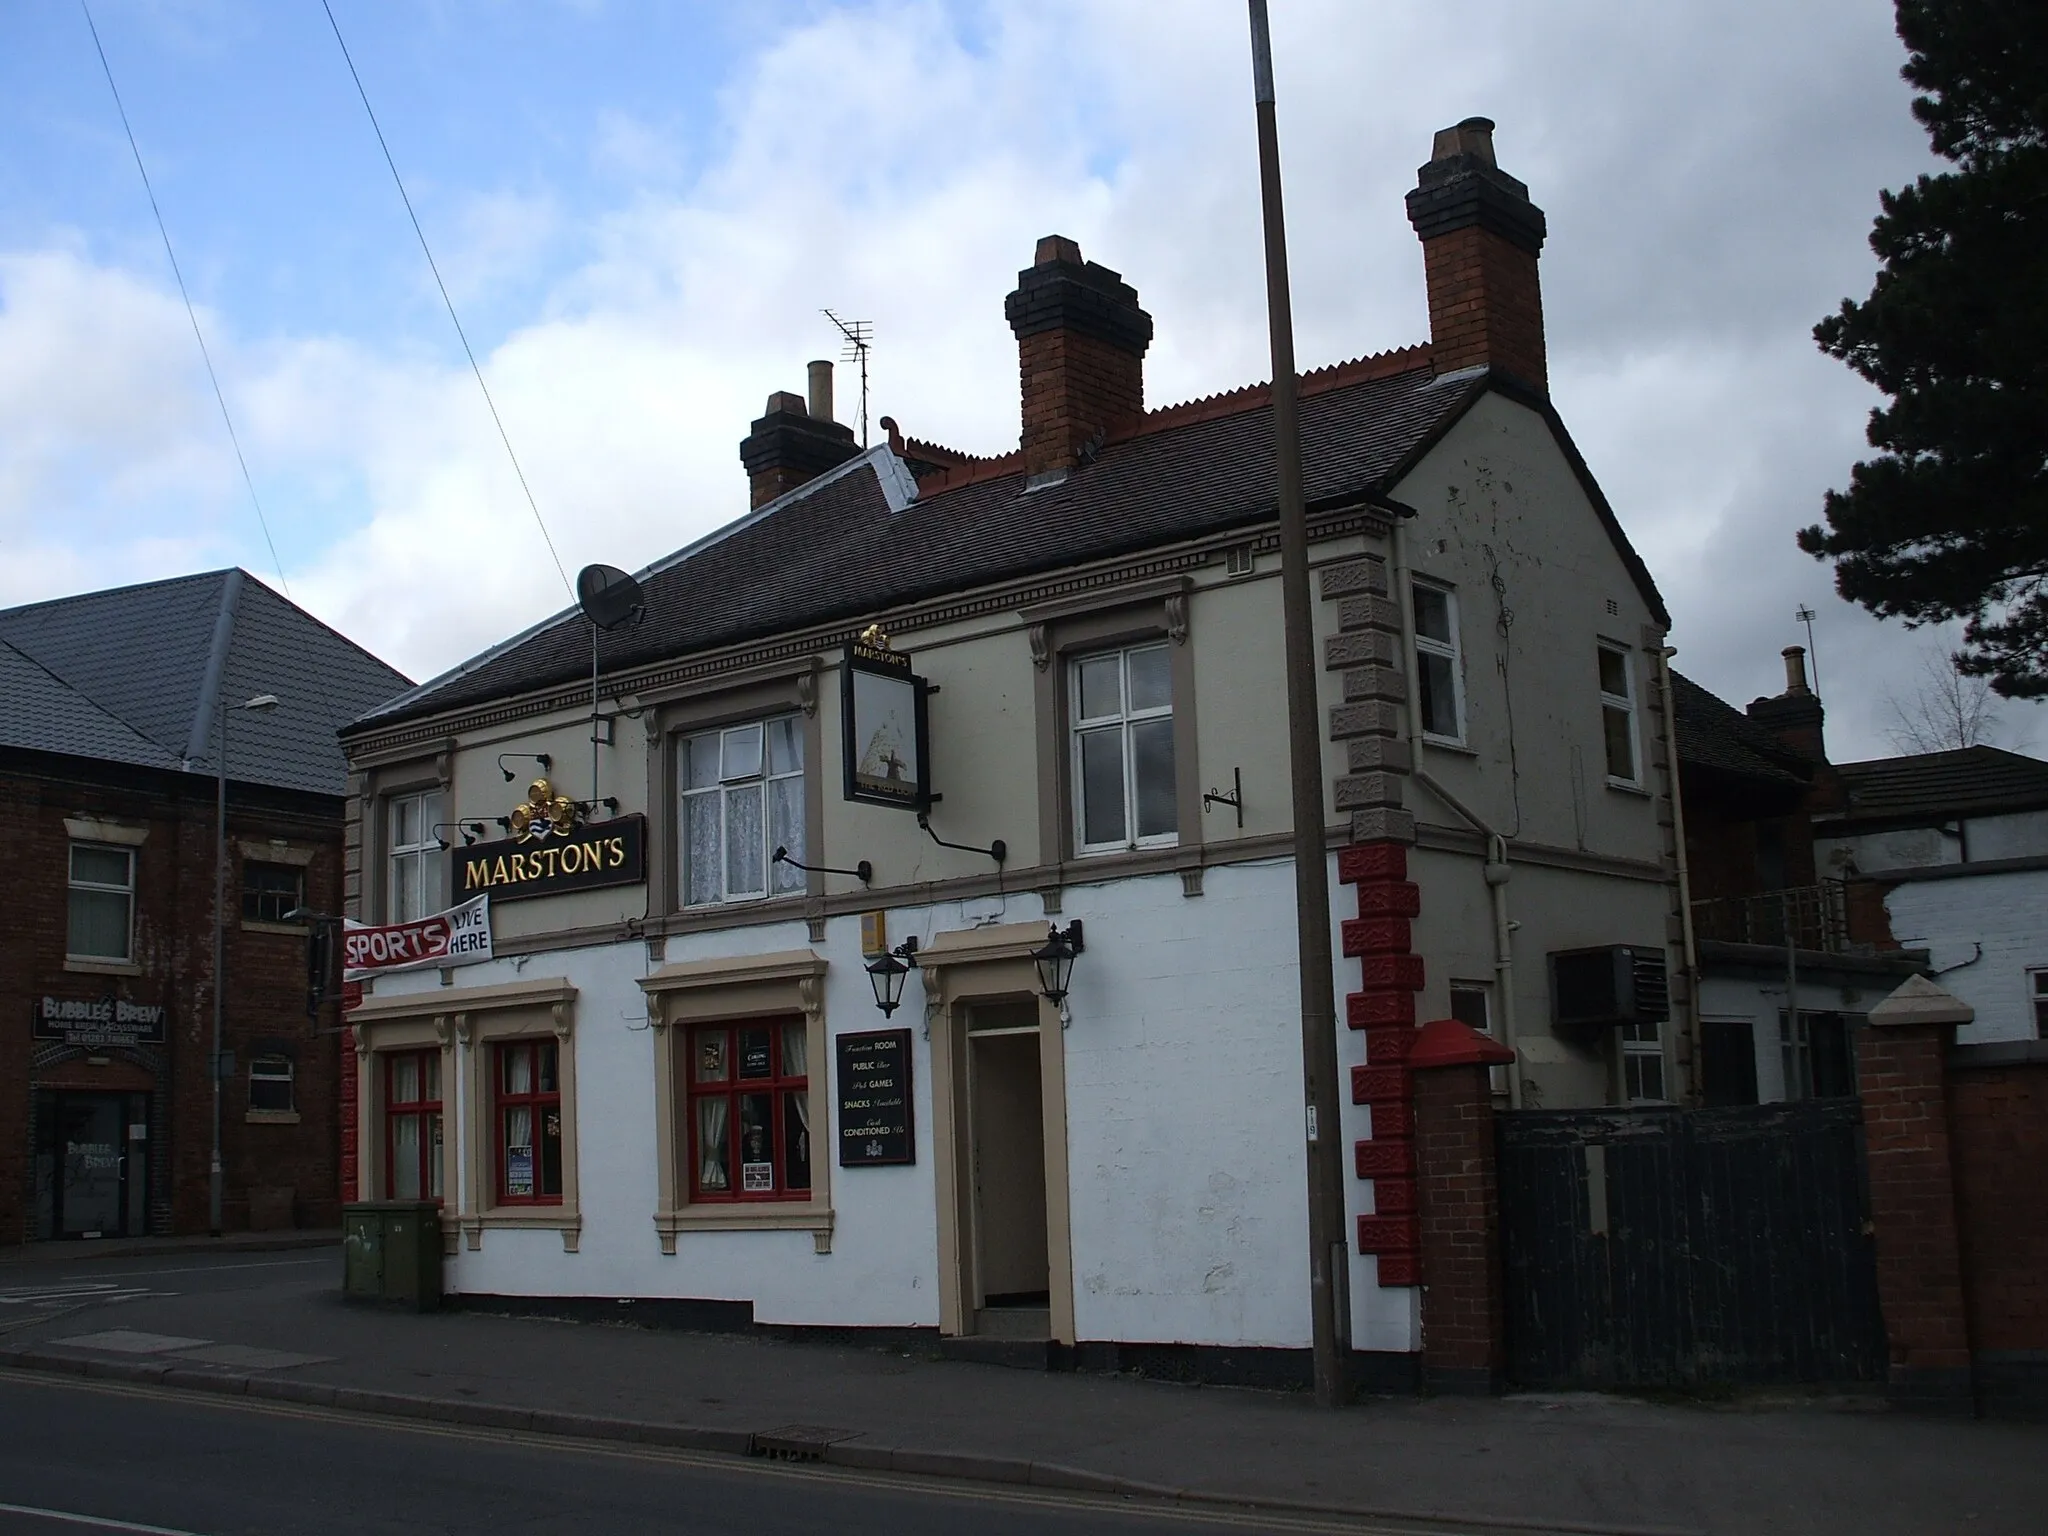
0;1240;2042;1536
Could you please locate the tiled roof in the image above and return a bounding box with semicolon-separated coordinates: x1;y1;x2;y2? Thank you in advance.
1828;746;2048;825
1670;671;1810;789
362;360;1671;733
0;570;412;796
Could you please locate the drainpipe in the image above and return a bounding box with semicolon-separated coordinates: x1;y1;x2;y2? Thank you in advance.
1656;645;1702;1104
1391;514;1521;1105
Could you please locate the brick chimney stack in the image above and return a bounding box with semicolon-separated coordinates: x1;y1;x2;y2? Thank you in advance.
1747;646;1829;764
1004;235;1153;481
738;368;858;509
1405;117;1548;393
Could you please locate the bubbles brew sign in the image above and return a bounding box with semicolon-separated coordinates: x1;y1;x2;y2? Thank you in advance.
842;624;930;810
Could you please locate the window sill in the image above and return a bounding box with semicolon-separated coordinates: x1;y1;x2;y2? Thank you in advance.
461;1207;583;1253
65;957;141;976
1605;779;1652;798
655;1203;834;1255
1421;737;1478;757
244;1109;300;1125
241;920;309;937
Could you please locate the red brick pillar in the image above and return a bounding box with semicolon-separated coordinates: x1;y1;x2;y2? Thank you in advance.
1858;975;1975;1409
1408;1016;1515;1394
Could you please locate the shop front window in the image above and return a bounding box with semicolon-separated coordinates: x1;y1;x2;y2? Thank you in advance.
386;1050;443;1202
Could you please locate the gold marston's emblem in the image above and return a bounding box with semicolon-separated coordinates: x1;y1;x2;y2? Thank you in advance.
857;622;891;653
509;778;581;842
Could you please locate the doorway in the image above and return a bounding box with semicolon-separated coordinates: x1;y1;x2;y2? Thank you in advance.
967;1001;1049;1333
34;1092;149;1239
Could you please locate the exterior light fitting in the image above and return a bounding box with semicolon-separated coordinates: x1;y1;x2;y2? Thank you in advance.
498;751;552;783
1031;921;1085;1004
866;935;920;1017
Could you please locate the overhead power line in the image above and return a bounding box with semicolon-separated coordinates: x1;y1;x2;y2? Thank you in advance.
79;0;291;599
320;0;572;600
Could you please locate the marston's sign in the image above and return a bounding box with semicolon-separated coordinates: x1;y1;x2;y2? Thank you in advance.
455;814;647;903
33;995;168;1049
343;894;493;980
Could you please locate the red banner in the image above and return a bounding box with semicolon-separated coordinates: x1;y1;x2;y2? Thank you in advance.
342;895;492;979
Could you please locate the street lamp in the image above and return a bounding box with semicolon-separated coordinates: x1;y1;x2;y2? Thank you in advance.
866;936;920;1018
211;691;279;1236
1029;922;1086;1005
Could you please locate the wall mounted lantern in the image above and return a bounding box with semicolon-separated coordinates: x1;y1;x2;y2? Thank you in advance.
1031;921;1085;1005
866;935;921;1017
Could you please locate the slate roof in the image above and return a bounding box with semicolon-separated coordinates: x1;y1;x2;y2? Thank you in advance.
0;569;412;796
1827;746;2048;826
358;361;1666;733
1670;671;1810;791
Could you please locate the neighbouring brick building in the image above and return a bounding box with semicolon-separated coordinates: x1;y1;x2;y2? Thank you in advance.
0;570;409;1242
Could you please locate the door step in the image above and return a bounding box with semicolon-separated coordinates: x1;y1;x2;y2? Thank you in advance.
975;1305;1050;1340
939;1335;1052;1371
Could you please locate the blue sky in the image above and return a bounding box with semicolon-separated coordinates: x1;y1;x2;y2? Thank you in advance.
1;0;2034;758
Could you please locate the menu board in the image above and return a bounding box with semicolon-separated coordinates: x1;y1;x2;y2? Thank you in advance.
836;1029;914;1166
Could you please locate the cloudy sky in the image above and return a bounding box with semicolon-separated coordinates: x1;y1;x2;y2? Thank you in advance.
1;0;2034;761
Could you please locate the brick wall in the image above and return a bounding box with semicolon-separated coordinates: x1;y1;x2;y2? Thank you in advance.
0;758;344;1244
1418;225;1545;391
1949;1054;2048;1412
1411;1058;1506;1391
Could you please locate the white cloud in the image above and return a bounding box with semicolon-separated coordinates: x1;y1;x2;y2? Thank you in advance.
5;0;2039;755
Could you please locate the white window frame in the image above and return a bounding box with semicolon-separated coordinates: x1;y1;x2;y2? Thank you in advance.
2031;969;2048;1041
1598;641;1640;787
1069;643;1177;856
248;1055;295;1115
1621;1018;1667;1103
386;789;445;922
677;716;806;907
67;842;135;962
1412;580;1466;746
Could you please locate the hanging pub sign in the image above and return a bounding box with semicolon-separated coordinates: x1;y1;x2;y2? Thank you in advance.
32;994;168;1049
836;1027;915;1166
841;624;931;810
454;780;647;902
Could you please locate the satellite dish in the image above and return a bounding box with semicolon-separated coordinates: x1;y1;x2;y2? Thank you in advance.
576;564;645;631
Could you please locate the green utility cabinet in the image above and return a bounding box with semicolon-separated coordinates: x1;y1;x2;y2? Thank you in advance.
342;1200;443;1311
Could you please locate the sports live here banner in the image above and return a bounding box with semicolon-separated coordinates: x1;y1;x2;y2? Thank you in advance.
343;894;493;982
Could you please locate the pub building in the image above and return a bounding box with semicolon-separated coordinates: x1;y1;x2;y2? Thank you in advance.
340;124;1688;1382
0;569;409;1241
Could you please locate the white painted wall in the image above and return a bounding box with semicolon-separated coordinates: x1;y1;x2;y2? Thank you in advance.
368;858;1425;1353
1885;867;2048;1044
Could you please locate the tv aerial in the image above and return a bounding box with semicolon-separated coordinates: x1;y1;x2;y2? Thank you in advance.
822;309;874;447
575;564;646;810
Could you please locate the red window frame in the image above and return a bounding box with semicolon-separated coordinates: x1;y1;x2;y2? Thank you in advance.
495;1039;563;1206
686;1019;811;1204
383;1049;442;1203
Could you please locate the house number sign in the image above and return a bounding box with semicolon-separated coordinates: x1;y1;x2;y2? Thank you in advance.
836;1028;914;1166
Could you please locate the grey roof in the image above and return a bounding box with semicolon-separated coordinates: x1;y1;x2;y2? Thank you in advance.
0;569;412;796
1827;746;2048;827
356;364;1667;733
1671;671;1810;791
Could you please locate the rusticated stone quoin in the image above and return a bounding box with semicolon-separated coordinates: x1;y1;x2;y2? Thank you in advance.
1334;772;1405;811
1317;556;1389;600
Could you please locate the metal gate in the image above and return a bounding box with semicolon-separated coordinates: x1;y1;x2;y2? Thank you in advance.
1496;1100;1886;1389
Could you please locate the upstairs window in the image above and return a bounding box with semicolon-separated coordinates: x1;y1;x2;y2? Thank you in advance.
68;844;135;961
387;790;445;921
679;717;805;906
2032;970;2048;1041
1412;582;1465;744
242;861;304;924
1071;644;1176;854
1598;643;1639;785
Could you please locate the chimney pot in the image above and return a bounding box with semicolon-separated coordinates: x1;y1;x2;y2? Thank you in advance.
1430;116;1497;167
1035;234;1085;268
806;360;834;424
1782;646;1812;696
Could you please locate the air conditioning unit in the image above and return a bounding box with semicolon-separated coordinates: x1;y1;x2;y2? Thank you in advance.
1548;945;1670;1029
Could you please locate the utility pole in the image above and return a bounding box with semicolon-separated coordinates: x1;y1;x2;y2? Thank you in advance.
211;690;278;1235
1246;0;1349;1408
